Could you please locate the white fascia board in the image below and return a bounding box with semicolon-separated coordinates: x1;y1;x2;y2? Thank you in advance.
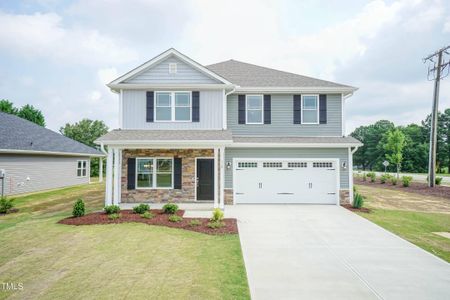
96;140;232;147
228;142;362;148
0;149;105;157
107;83;235;91
109;48;233;86
234;86;358;95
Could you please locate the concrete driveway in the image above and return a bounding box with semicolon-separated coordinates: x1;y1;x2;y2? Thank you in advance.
225;205;450;300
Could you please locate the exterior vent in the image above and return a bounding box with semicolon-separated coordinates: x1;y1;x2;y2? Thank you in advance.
169;63;177;74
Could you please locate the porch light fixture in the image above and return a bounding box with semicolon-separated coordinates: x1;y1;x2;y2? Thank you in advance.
342;161;347;170
226;161;231;169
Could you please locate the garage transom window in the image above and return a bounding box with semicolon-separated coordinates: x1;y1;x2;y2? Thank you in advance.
238;162;258;168
288;162;307;168
136;158;173;188
263;162;282;168
77;160;87;177
313;162;333;168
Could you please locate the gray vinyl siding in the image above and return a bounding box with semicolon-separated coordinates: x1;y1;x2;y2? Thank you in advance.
122;90;223;129
227;94;342;136
125;56;221;84
0;154;90;195
224;148;349;189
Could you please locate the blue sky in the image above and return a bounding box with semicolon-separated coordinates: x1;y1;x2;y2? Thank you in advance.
1;0;449;133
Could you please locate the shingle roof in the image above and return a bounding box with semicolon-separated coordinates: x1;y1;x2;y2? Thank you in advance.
96;129;233;142
206;59;354;89
0;112;103;156
232;136;362;145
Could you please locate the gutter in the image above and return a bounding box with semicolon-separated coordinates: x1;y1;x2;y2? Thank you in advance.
100;143;108;155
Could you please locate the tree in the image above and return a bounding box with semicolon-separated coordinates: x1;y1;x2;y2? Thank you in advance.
422;112;447;173
0;99;18;115
17;104;45;127
60;119;109;177
383;129;406;179
400;124;428;173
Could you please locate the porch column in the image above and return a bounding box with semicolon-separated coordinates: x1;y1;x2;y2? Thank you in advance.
99;157;103;182
348;147;354;205
214;147;219;208
113;148;121;205
219;147;225;209
105;148;113;206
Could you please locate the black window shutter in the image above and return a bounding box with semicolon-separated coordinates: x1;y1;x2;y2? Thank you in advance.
192;91;200;122
127;158;136;190
174;158;182;189
238;95;246;124
146;91;154;122
293;95;301;124
319;94;327;124
264;95;271;124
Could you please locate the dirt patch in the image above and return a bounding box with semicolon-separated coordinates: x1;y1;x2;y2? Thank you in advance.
58;209;238;235
0;208;19;216
342;204;371;213
355;178;450;200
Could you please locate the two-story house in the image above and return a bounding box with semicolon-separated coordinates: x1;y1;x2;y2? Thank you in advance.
96;48;361;209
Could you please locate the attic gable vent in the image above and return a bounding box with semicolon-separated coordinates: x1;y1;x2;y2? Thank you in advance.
169;63;177;74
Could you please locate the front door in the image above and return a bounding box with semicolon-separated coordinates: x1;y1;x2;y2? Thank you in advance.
196;159;214;201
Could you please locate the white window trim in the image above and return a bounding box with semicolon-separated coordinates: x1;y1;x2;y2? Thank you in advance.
301;94;319;125
245;94;264;124
77;160;88;178
154;91;192;123
135;157;174;189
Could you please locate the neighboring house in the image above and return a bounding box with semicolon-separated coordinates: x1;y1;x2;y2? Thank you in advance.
0;112;104;195
96;48;361;208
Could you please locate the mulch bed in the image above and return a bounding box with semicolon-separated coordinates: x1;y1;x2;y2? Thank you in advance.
58;209;238;235
355;178;450;200
342;204;371;213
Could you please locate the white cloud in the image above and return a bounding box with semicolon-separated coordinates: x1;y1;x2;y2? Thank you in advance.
97;67;119;85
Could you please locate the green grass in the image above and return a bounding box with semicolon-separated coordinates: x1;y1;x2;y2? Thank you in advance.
0;183;250;299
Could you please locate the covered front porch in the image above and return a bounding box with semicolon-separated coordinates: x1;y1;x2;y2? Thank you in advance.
95;129;232;209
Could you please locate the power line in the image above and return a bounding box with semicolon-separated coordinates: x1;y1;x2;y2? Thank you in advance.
423;45;450;187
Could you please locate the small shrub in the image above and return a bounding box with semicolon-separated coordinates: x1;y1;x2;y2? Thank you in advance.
367;172;376;182
362;173;367;181
72;198;85;217
352;192;364;209
380;174;391;184
133;203;150;214
141;211;154;219
207;221;224;229
390;177;398;185
108;213;121;220
402;176;413;187
168;215;182;222
436;177;443;185
104;205;120;215
189;219;201;226
210;208;224;222
0;197;14;214
162;203;179;214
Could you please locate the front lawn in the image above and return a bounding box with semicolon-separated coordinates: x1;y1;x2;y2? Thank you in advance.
355;184;450;262
0;183;250;299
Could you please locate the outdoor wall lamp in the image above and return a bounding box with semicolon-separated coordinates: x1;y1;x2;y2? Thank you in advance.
342;161;347;170
226;161;232;169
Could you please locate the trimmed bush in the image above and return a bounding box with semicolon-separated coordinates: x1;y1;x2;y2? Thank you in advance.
141;211;154;219
133;203;150;214
362;173;367;181
189;219;201;226
168;215;182;222
207;221;224;229
402;176;413;187
108;213;121;220
380;174;391;184
0;197;14;214
390;177;398;185
367;172;376;182
72;198;85;217
162;203;179;214
211;208;224;222
436;177;443;185
352;192;364;209
104;205;120;215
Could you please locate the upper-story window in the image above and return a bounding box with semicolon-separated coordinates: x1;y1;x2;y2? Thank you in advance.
155;91;191;122
302;95;319;124
246;95;263;124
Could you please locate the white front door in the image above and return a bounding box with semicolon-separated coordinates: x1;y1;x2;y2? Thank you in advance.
234;159;339;204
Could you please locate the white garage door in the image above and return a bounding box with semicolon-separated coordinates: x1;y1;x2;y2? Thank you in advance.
234;159;339;204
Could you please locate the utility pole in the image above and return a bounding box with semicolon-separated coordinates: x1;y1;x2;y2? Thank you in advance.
423;45;450;187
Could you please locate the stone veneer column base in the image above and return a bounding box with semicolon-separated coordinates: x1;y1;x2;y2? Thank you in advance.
224;189;234;205
339;189;350;205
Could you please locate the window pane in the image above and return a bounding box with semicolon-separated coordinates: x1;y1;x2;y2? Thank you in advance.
303;110;317;123
156;93;171;106
82;169;87;177
157;173;172;187
175;93;190;106
138;159;153;172
247;110;262;123
303;96;317;109
137;173;152;188
82;161;87;168
157;159;172;172
175;107;191;121
77;169;82;177
78;161;82;168
247;96;262;109
156;107;171;121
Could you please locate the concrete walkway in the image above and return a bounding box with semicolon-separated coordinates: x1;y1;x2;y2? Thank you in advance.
225;205;450;300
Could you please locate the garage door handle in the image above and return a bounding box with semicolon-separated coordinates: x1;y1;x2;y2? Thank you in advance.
327;192;336;195
277;192;294;195
327;168;335;170
236;193;244;195
277;168;293;171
